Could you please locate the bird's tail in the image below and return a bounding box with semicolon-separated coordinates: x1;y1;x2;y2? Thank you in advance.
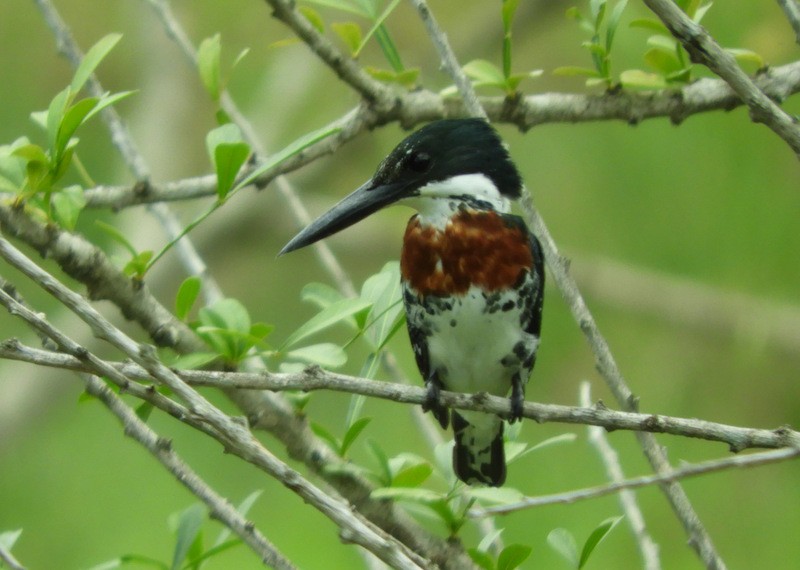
452;411;505;486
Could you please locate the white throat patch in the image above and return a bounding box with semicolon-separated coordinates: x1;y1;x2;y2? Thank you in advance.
400;173;510;230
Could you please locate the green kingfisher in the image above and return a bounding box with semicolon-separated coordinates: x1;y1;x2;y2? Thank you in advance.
280;118;544;486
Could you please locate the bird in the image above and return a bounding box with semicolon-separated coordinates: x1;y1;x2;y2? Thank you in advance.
280;118;544;486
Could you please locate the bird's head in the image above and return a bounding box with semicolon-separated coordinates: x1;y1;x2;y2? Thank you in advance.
279;118;522;255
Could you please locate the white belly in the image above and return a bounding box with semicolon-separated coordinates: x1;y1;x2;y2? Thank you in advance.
415;285;538;397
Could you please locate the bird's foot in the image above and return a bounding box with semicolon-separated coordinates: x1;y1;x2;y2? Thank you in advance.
422;378;449;429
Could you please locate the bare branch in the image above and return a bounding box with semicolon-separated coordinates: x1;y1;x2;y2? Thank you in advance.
4;341;799;454
643;0;800;157
524;204;728;570
53;60;800;212
778;0;800;45
406;0;486;119
0;237;431;570
472;446;800;517
263;0;395;107
581;383;662;570
0;540;26;570
0;287;295;570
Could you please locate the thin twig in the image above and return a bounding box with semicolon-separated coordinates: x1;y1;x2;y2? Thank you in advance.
32;0;225;303
581;382;661;570
0;287;295;570
523;203;728;570
0;201;476;570
3;341;799;454
778;0;800;45
406;0;486;119
643;0;800;158
471;446;800;517
0;542;26;570
53;59;800;211
402;0;727;566
0;237;429;570
143;0;357;296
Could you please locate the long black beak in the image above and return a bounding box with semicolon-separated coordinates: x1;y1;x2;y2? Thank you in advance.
279;178;408;255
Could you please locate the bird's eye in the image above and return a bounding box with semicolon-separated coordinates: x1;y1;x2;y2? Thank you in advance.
406;152;431;173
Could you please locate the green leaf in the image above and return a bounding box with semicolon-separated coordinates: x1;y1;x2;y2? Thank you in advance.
213;490;263;547
547;528;579;568
553;66;603;78
502;0;521;32
505;70;543;92
123;250;154;278
355;0;401;63
628;18;669;34
360;261;403;349
310;422;342;453
566;7;595;35
463;59;507;88
56;97;99;159
51;185;86;230
0;528;22;551
175;276;202;320
497;544;532;570
301;282;344;310
169;352;219;370
71;33;122;94
727;48;765;69
234;123;341;191
83;90;136;125
12;143;49;166
333;21;363;55
45;87;71;156
619;69;668;89
367;439;392;485
589;0;606;27
466;487;525;505
644;47;683;75
370;486;444;505
467;548;496;570
197;297;252;358
391;462;433;488
281;297;372;349
286;343;347;368
363;66;419;87
605;0;627;51
171;504;205;570
185;538;242;568
95;219;139;257
507;433;577;464
373;23;404;73
198;34;222;100
341;416;372;455
579;516;623;568
135;401;154;422
206;124;251;200
299;6;326;34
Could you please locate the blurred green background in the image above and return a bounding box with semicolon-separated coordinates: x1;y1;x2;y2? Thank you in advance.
1;1;799;568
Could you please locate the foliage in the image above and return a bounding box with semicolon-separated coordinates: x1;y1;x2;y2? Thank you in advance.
0;34;131;229
87;493;261;570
